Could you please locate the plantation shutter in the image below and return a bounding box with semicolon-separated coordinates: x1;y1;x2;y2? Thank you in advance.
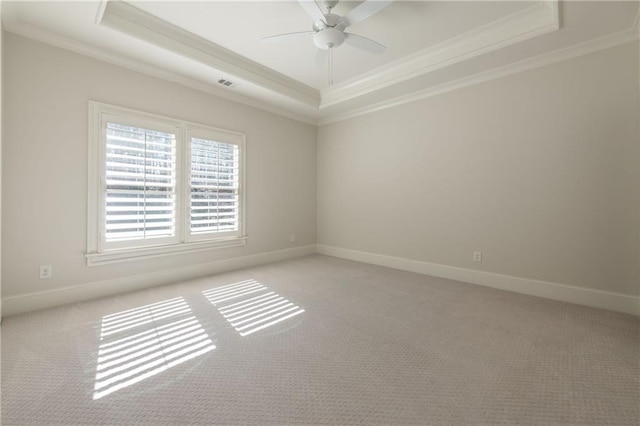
104;122;177;243
190;137;240;237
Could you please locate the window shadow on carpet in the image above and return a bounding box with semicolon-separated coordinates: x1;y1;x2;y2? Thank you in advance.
93;297;215;400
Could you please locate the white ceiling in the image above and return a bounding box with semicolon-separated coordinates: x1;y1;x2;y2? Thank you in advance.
129;1;536;89
2;1;639;124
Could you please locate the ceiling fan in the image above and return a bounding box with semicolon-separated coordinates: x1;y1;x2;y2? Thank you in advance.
262;0;392;85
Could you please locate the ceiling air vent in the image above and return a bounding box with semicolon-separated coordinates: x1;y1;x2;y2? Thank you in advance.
217;79;235;88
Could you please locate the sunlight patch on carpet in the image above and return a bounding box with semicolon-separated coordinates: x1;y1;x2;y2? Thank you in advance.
204;280;305;337
93;297;215;400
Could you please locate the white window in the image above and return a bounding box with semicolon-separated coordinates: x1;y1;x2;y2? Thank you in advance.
87;102;245;265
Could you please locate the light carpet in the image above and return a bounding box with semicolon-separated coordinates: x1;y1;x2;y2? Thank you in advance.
2;254;639;425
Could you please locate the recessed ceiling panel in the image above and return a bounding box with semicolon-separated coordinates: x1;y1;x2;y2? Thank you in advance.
130;1;538;89
3;1;637;123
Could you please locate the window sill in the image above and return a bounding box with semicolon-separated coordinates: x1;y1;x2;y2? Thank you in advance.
86;237;247;266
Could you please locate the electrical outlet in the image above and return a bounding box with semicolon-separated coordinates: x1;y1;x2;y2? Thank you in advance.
473;251;482;262
39;265;52;279
290;234;296;242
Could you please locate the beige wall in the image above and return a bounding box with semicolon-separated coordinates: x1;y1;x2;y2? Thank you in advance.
1;23;3;318
2;32;638;312
318;43;640;296
2;33;317;298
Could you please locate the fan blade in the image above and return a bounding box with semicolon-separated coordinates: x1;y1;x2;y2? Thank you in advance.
298;0;326;23
344;33;386;54
342;0;392;27
262;31;315;43
313;48;329;69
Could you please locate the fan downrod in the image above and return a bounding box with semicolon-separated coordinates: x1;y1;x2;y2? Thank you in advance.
319;0;339;12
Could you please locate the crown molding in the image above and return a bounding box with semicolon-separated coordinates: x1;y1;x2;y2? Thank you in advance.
3;20;319;126
100;0;560;112
100;1;320;108
94;0;108;24
4;0;636;129
319;0;559;109
318;26;639;126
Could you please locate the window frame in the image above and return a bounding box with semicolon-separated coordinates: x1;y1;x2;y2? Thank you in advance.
87;101;246;266
185;127;243;244
99;113;182;251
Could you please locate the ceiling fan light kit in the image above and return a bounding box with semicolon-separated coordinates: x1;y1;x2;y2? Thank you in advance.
313;27;345;50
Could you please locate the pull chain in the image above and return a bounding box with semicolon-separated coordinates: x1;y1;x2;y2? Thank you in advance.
328;48;334;86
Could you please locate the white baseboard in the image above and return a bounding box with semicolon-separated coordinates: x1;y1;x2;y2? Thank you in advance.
1;245;316;317
4;244;638;317
317;244;640;316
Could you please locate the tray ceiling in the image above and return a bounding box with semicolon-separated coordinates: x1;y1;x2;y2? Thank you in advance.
2;1;639;124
